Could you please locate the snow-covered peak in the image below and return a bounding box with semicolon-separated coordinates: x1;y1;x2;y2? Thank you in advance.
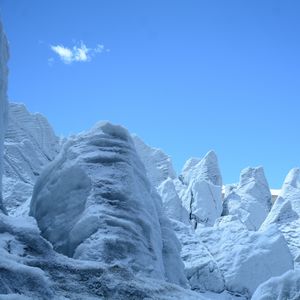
181;150;222;186
281;168;300;191
269;168;300;216
237;166;271;205
132;134;176;188
223;166;272;230
178;151;223;227
239;166;268;187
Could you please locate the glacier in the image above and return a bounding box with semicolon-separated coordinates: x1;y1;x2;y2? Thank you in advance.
30;122;187;287
1;18;300;300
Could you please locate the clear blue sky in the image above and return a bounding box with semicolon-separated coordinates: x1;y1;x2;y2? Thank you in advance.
1;0;300;188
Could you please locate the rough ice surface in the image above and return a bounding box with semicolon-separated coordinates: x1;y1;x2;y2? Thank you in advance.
261;168;300;264
132;135;176;188
3;103;59;214
0;213;206;300
196;216;294;297
30;122;187;287
252;269;300;300
178;151;223;228
0;215;54;299
0;20;8;212
171;219;225;293
223;166;272;230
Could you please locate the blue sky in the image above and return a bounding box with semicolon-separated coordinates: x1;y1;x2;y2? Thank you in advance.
1;0;300;188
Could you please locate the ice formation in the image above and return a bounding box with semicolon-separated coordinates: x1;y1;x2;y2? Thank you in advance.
30;122;187;287
172;219;225;293
261;168;300;264
223;166;272;230
196;216;294;297
252;269;300;300
133;135;176;188
3;103;59;214
177;151;223;228
158;178;189;224
1;18;300;300
0;20;8;212
0;213;205;300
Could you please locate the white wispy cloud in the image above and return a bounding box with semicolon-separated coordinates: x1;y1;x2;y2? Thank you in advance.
50;42;109;64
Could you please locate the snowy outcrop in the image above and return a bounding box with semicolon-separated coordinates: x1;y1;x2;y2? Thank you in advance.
0;20;8;212
3;103;59;214
172;220;225;293
196;216;294;297
223;167;272;230
252;270;300;300
30;122;187;287
260;168;300;263
178;151;223;228
133;135;176;188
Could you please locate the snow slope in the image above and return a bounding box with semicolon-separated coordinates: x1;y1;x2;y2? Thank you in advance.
3;103;59;214
30;122;187;287
223;167;272;230
0;20;8;212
